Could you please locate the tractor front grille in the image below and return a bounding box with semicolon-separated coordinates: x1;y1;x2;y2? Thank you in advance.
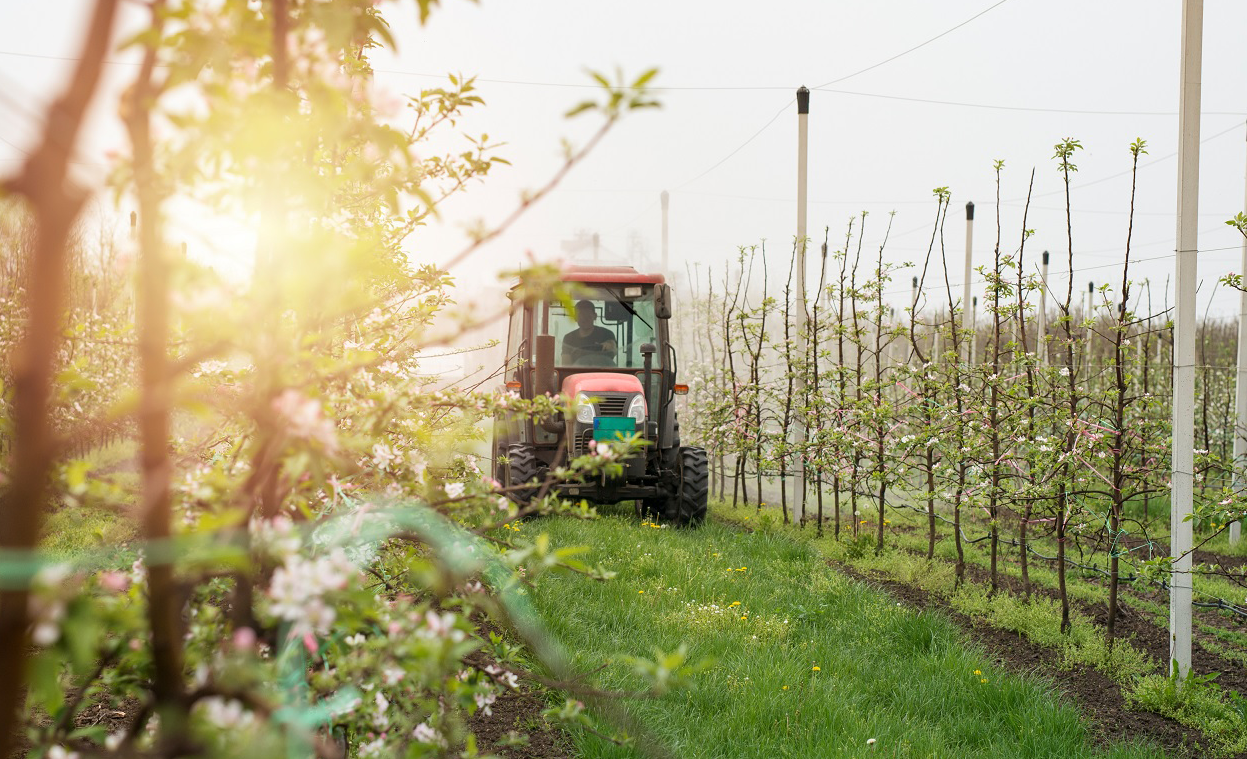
575;429;594;456
595;394;629;416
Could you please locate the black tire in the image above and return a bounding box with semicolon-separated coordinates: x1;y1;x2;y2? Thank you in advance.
675;446;708;527
505;444;540;506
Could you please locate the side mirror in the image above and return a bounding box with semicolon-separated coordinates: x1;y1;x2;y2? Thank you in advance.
655;284;672;319
603;300;630;323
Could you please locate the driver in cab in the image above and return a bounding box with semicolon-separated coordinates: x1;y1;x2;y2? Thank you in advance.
562;300;617;366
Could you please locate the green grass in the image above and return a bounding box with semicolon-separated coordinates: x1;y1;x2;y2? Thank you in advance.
527;510;1167;759
37;439;139;563
823;490;1247;645
726;498;1247;756
1130;672;1247;756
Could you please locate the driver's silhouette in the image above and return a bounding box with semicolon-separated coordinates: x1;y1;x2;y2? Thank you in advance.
561;300;617;366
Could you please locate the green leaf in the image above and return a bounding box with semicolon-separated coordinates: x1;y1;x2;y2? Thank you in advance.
64;460;92;496
630;68;659;90
564;101;596;118
29;651;64;716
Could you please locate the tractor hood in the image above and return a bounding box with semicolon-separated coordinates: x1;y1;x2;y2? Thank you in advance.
561;372;644;397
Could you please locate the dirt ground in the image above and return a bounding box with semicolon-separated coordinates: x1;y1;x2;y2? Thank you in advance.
464;683;573;759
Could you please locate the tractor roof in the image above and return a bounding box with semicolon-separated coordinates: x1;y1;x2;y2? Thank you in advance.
560;264;665;285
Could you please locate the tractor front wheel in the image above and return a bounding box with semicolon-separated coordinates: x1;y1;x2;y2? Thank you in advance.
675;446;708;527
641;446;679;521
505;444;540;506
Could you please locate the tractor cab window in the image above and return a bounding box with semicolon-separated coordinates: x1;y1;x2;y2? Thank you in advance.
504;299;527;381
548;287;657;369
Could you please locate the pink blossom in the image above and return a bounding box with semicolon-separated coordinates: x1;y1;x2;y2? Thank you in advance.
272;389;338;452
233;627;257;651
98;571;130;593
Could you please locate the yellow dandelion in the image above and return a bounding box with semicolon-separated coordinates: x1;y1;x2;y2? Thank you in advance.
980;678;988;684
638;590;644;594
740;614;748;620
782;685;788;690
973;670;981;675
812;666;821;672
729;601;741;607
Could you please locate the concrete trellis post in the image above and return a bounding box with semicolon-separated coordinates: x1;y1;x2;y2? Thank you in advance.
793;86;809;524
963;202;974;363
1232;122;1247;547
912;276;919;367
1086;281;1095;353
1038;251;1049;366
661;190;669;275
1170;0;1202;681
970;296;978;365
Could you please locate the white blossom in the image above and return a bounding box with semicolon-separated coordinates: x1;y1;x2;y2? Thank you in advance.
412;722;447;747
267;549;356;637
200;697;253;729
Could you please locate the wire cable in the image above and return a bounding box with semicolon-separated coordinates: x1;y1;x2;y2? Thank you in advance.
816;86;1247;117
672;97;793;190
813;0;1013;89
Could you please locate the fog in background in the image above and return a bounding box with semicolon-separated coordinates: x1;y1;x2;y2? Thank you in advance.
4;0;1247;387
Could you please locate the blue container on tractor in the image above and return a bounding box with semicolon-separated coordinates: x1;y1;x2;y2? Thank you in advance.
593;416;636;443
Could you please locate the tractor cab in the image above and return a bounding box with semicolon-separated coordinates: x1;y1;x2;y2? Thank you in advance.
493;265;707;525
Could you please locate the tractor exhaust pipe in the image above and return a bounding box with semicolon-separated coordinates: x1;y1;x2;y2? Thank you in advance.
641;344;655;440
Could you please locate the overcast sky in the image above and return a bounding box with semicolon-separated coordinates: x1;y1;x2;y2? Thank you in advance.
2;0;1246;319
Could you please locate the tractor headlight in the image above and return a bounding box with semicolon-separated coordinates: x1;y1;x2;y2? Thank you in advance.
574;393;596;424
626;393;647;425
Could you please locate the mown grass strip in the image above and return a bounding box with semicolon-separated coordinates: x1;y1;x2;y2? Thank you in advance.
528;510;1165;759
724;502;1247;757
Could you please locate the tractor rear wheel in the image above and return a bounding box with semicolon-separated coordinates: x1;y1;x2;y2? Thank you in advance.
505;444;540;506
675;446;708;527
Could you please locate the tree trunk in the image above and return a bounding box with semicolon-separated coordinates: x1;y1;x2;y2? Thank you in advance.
0;3;119;755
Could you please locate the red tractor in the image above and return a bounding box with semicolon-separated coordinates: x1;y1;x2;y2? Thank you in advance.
493;265;707;525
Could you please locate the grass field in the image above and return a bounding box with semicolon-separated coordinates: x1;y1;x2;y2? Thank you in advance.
527;508;1167;759
38;440;138;562
717;494;1247;756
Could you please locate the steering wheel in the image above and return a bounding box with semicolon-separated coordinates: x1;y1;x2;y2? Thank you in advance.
575;350;616;367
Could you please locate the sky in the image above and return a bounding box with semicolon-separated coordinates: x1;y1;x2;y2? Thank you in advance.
2;0;1246;321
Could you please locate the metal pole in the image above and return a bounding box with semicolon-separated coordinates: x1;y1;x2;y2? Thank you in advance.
1171;0;1203;680
1233;121;1247;547
1039;251;1049;366
661;190;669;275
963;202;974;363
794;86;810;524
